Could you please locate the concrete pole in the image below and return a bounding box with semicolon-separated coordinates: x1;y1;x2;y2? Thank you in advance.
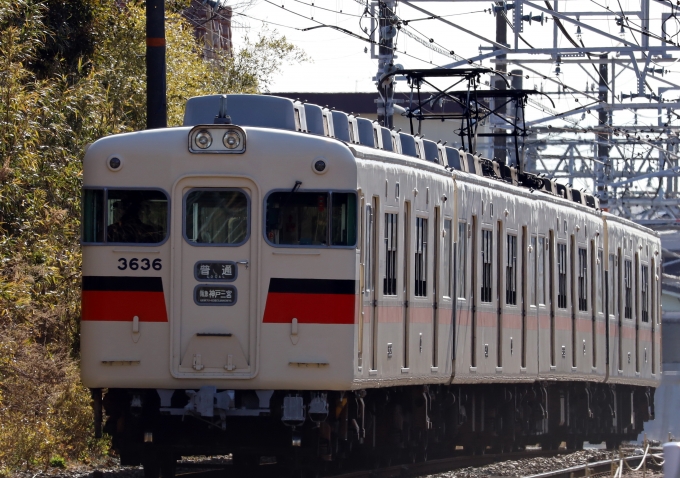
494;2;508;162
377;0;396;128
146;0;167;129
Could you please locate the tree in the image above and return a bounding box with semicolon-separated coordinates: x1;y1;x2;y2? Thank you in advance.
0;0;306;471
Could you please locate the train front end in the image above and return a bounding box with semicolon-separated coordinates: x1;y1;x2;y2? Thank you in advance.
80;98;360;467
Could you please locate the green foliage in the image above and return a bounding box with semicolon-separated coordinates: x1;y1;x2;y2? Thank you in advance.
0;0;305;473
49;456;66;468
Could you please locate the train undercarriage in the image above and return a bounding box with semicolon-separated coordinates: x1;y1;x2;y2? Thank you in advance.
99;382;654;477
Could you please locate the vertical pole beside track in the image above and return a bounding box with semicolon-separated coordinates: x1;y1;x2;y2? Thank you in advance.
146;0;167;129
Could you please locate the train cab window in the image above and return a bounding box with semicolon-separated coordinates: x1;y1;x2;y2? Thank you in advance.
624;259;632;319
265;191;357;247
506;234;517;305
415;218;428;297
641;265;649;322
538;237;546;305
384;213;398;295
185;189;248;245
578;247;588;311
481;229;493;302
82;188;168;244
557;243;567;309
457;222;467;299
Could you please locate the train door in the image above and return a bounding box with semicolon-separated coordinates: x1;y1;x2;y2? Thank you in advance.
403;202;411;369
172;178;258;378
433;207;441;367
366;198;378;371
358;195;365;368
471;215;478;368
549;230;556;367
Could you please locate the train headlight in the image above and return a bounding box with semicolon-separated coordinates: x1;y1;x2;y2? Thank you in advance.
188;125;246;154
194;130;213;149
223;130;241;149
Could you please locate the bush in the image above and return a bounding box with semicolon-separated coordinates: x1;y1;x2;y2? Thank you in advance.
0;0;305;473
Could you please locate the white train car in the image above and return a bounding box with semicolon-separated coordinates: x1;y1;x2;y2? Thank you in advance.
80;94;661;475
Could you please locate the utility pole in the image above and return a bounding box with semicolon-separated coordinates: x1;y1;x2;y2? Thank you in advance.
493;1;507;163
377;0;396;128
597;55;609;208
146;0;167;129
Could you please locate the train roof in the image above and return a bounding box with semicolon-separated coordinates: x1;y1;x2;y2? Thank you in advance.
184;93;603;213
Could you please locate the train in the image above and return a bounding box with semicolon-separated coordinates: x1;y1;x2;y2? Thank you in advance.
80;94;661;477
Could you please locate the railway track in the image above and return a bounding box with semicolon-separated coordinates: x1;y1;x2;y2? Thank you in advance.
169;447;663;478
171;449;586;478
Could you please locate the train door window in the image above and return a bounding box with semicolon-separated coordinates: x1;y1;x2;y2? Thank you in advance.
185;189;247;245
481;229;493;303
443;219;453;298
457;222;467;299
641;265;649;322
365;204;373;295
598;249;604;314
384;213;398;295
557;243;567;309
578;247;588;311
609;253;616;315
530;236;537;306
538;236;546;305
506;234;517;305
415;217;428;297
624;259;632;319
83;188;168;244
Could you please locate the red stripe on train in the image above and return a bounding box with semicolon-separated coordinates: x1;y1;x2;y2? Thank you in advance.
263;292;355;324
81;290;168;322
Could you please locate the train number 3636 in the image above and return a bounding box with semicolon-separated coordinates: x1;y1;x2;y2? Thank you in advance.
118;258;162;271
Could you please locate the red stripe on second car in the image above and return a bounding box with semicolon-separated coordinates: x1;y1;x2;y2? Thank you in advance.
263;293;355;324
81;290;168;322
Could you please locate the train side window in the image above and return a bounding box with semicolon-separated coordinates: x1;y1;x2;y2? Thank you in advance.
641;265;649;322
538;236;545;305
82;188;168;245
457;222;467;299
443;219;453;298
624;259;632;319
557;243;567;309
82;189;105;243
481;229;493;302
530;236;537;306
384;213;398;295
265;191;356;247
185;189;248;245
414;218;428;296
578;247;588;311
506;234;517;305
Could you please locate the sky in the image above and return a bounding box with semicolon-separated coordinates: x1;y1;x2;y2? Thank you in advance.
227;0;680;192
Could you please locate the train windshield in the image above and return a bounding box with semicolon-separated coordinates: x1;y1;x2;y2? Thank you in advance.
184;189;249;245
265;191;356;247
82;188;168;244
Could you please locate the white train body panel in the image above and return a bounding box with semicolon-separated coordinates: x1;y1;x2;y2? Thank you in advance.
80;96;662;423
